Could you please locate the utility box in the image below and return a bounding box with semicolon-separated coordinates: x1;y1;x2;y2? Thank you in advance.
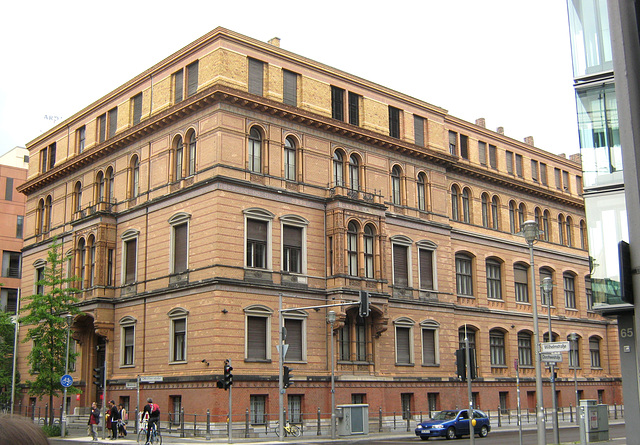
336;404;369;436
579;399;609;443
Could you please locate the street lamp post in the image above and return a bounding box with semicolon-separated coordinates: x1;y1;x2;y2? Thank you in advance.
10;313;19;415
542;277;559;445
327;310;336;440
569;333;579;424
61;314;73;438
520;220;546;445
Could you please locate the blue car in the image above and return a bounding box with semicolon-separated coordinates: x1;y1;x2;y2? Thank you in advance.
415;409;491;440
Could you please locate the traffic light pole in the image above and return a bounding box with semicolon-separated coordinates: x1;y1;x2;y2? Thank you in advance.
465;336;474;445
227;359;232;444
278;294;284;439
102;349;108;441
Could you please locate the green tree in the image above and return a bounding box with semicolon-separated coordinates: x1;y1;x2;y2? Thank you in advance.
0;307;18;407
19;238;81;425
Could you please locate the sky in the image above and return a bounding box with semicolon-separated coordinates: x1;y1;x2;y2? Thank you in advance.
0;1;578;157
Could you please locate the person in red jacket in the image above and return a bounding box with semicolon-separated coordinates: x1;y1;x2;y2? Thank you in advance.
142;398;160;444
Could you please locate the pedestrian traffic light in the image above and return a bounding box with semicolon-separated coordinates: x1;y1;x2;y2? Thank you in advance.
359;290;370;318
283;366;293;389
223;360;233;389
93;366;104;388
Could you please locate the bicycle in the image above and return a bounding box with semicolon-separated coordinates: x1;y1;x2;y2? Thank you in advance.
274;420;301;437
137;421;162;444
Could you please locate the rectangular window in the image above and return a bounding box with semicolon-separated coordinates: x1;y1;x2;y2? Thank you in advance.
186;61;199;97
97;113;107;143
515;154;523;177
506;151;514;174
401;393;413;419
418;248;434;290
107;248;114;286
331;86;344;121
247;316;267;360
35;266;44;295
562;170;570;191
250;395;266;424
486;261;502;300
422;329;437;365
247;219;267;269
565;275;576;309
5;177;13;201
555;168;562;189
49;143;56;171
173;69;184;103
248;58;264;96
2;251;21;278
283;225;302;273
389;106;401;139
76;126;86;153
16;215;24;239
173;223;188;274
283;70;297;106
460;134;468;159
396;326;411;364
124;238;137;284
518;334;532;366
40;143;56;173
540;163;548;185
489;144;497;169
576;176;583;194
490;332;506;366
348;92;360;126
132;93;143;125
288;395;302;424
478;141;487;166
172;318;186;362
284;318;303;361
455;256;473;296
393;244;409;287
514;266;529;303
531;160;539;182
123;325;134;365
590;338;601;368
108;107;118;139
448;131;458;156
414;115;425;147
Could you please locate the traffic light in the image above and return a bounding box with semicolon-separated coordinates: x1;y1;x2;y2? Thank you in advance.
93;366;104;388
359;290;370;318
283;366;293;389
223;360;233;390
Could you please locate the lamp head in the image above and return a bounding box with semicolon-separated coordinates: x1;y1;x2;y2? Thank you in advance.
520;220;540;244
326;310;336;324
542;277;553;293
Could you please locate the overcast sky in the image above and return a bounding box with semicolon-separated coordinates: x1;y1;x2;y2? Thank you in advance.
0;0;578;157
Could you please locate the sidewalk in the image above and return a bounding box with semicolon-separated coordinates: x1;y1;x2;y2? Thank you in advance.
57;418;627;445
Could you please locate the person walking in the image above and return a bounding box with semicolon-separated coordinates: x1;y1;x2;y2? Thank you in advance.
87;402;100;441
109;400;120;440
118;404;128;437
142;398;161;445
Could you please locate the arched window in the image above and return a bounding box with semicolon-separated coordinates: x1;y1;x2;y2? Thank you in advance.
589;336;601;368
543;210;551;241
458;326;477;355
73;181;82;213
169;307;189;363
481;193;489;228
333;150;344;187
44;195;52;232
349;154;360;191
455;252;473;296
451;185;461;221
508;201;517;233
364;224;375;279
347;221;359;276
489;329;506;366
517;331;533;366
580;220;587;250
564;271;576;308
174;135;184;180
187;130;197;176
391;165;402;205
284;136;296;181
558;214;566;245
462;188;471;223
77;237;86;289
568;333;581;368
486;258;502;300
540;268;554;305
37;198;45;235
417;172;427;211
491;196;500;230
535;208;542;234
518;203;526;231
248;126;262;173
514;262;529;303
88;234;96;287
96;171;105;204
105;167;114;203
129;155;140;199
566;216;573;247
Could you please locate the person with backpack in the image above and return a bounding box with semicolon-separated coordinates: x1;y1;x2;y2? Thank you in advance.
142;398;160;444
87;401;100;441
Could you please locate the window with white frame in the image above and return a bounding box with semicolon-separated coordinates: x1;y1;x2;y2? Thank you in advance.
364;224;375;279
121;229;139;285
245;209;274;270
347;221;359;276
349;154;360;191
333;150;344;187
417;241;436;291
514;263;529;303
394;318;414;365
120;316;136;366
517;331;532;367
568;334;581;368
245;305;272;361
284;136;297;181
281;215;308;276
34;260;45;295
391;165;402;205
564;272;576;309
284;310;307;362
169;213;190;275
486;259;502;300
248;126;263;173
589;336;601;368
490;329;506;366
421;320;439;366
169;308;188;363
391;236;412;288
417;172;427;211
455;253;473;296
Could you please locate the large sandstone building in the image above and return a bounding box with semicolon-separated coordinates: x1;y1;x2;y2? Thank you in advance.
16;28;620;424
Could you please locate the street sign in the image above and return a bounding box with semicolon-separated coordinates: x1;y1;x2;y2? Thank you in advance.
140;376;163;383
60;374;73;388
276;344;289;359
125;382;138;389
540;341;570;352
541;352;563;363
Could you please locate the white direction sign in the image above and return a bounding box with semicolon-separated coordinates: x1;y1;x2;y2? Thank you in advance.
140;376;163;383
539;341;570;353
541;352;563;363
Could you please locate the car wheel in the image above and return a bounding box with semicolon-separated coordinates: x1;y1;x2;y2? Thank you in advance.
479;425;489;438
420;436;430;440
446;427;457;440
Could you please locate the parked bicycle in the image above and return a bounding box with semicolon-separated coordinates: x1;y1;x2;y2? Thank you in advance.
137;421;162;444
274;420;301;437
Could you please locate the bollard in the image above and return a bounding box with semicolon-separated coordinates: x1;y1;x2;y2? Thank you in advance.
300;412;304;436
614;403;618;419
379;407;383;432
180;407;185;438
244;408;249;438
207;409;212;440
498;406;501;427
316;407;321;436
193;413;197;436
569;403;573;423
420;411;423;423
526;407;530;423
393;411;396;430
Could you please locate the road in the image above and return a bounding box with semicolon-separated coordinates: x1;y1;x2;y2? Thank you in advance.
48;423;628;445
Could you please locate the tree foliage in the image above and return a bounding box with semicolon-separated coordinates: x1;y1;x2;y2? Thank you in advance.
19;238;81;423
0;309;18;406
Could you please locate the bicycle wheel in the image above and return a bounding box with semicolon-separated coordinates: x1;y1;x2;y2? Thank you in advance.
155;429;162;445
274;423;280;437
137;429;146;444
289;424;301;437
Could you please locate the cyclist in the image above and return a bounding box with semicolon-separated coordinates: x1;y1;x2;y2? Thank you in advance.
142;398;160;445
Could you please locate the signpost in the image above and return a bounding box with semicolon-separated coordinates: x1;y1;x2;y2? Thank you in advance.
541;352;563;363
539;341;571;352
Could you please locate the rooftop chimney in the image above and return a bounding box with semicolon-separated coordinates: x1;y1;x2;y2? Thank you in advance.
475;118;486;128
497;127;504;135
268;37;281;47
524;136;534;146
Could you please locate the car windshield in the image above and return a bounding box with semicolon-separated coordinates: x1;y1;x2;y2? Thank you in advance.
432;411;457;421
